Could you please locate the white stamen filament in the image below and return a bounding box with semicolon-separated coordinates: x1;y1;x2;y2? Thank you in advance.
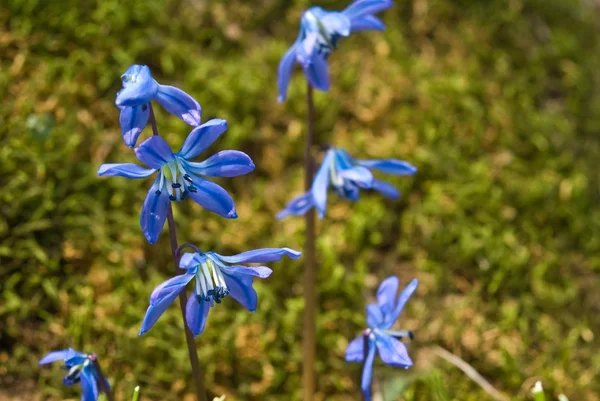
194;258;229;303
330;156;343;187
216;266;227;288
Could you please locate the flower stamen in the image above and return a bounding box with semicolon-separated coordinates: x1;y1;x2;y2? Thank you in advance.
195;258;230;306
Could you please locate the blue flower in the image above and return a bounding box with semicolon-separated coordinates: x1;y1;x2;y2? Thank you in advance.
39;348;110;401
98;119;254;244
140;247;301;336
277;147;416;219
116;64;202;147
278;0;393;101
345;276;418;401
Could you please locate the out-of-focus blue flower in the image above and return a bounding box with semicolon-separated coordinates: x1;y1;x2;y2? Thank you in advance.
140;247;301;336
345;276;418;401
39;348;110;401
116;65;202;147
98;119;254;244
277;147;416;219
278;0;393;101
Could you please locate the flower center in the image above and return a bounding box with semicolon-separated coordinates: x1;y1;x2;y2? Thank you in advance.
122;73;138;84
157;157;197;201
195;259;229;306
62;359;90;385
302;11;337;56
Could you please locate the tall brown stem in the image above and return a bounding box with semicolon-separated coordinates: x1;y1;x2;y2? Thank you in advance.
148;104;207;401
302;84;317;401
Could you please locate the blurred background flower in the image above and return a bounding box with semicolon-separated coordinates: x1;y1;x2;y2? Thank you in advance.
277;147;416;219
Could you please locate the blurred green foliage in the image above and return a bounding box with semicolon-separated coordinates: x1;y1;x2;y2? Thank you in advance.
1;0;599;400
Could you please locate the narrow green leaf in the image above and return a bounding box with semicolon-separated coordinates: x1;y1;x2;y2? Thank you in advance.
532;381;546;401
132;385;141;401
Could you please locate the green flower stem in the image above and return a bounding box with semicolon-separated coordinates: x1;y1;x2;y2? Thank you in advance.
131;386;141;401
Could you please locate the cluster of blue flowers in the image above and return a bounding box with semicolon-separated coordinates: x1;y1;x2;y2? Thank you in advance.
40;1;419;400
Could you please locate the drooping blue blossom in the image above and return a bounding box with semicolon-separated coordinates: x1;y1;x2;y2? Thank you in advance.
39;348;110;401
116;64;202;147
278;0;393;101
345;276;418;401
98;119;254;244
277;147;416;219
140;247;301;336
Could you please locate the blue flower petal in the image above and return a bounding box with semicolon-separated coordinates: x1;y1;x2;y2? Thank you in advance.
374;332;413;368
361;337;377;401
186;294;211;336
338;166;374;188
372;179;400;199
39;349;70;365
301;49;330;91
306;6;328;21
80;365;99;401
276;192;315;220
222;265;273;279
223;271;257;311
343;0;393;20
349;15;385;32
336;182;361;202
119;105;150;148
115;65;159;107
178;119;228;160
376;276;399;317
321;12;351;37
391;278;418;323
149;273;195;304
179;252;205;270
345;335;365;362
278;43;299;102
333;148;355;169
358;159;417;175
185;150;255;177
366;304;384;328
312;150;334;218
213;248;301;264
297;31;317;62
155;84;201;126
140;180;170;244
187;176;237;218
135;136;175;169
140;274;192;335
64;350;89;366
97;163;155;179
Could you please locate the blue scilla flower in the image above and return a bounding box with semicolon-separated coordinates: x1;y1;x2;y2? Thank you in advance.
116;64;202;147
278;0;393;101
345;276;418;401
39;348;109;401
140;247;301;336
98;119;254;244
277;147;416;219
